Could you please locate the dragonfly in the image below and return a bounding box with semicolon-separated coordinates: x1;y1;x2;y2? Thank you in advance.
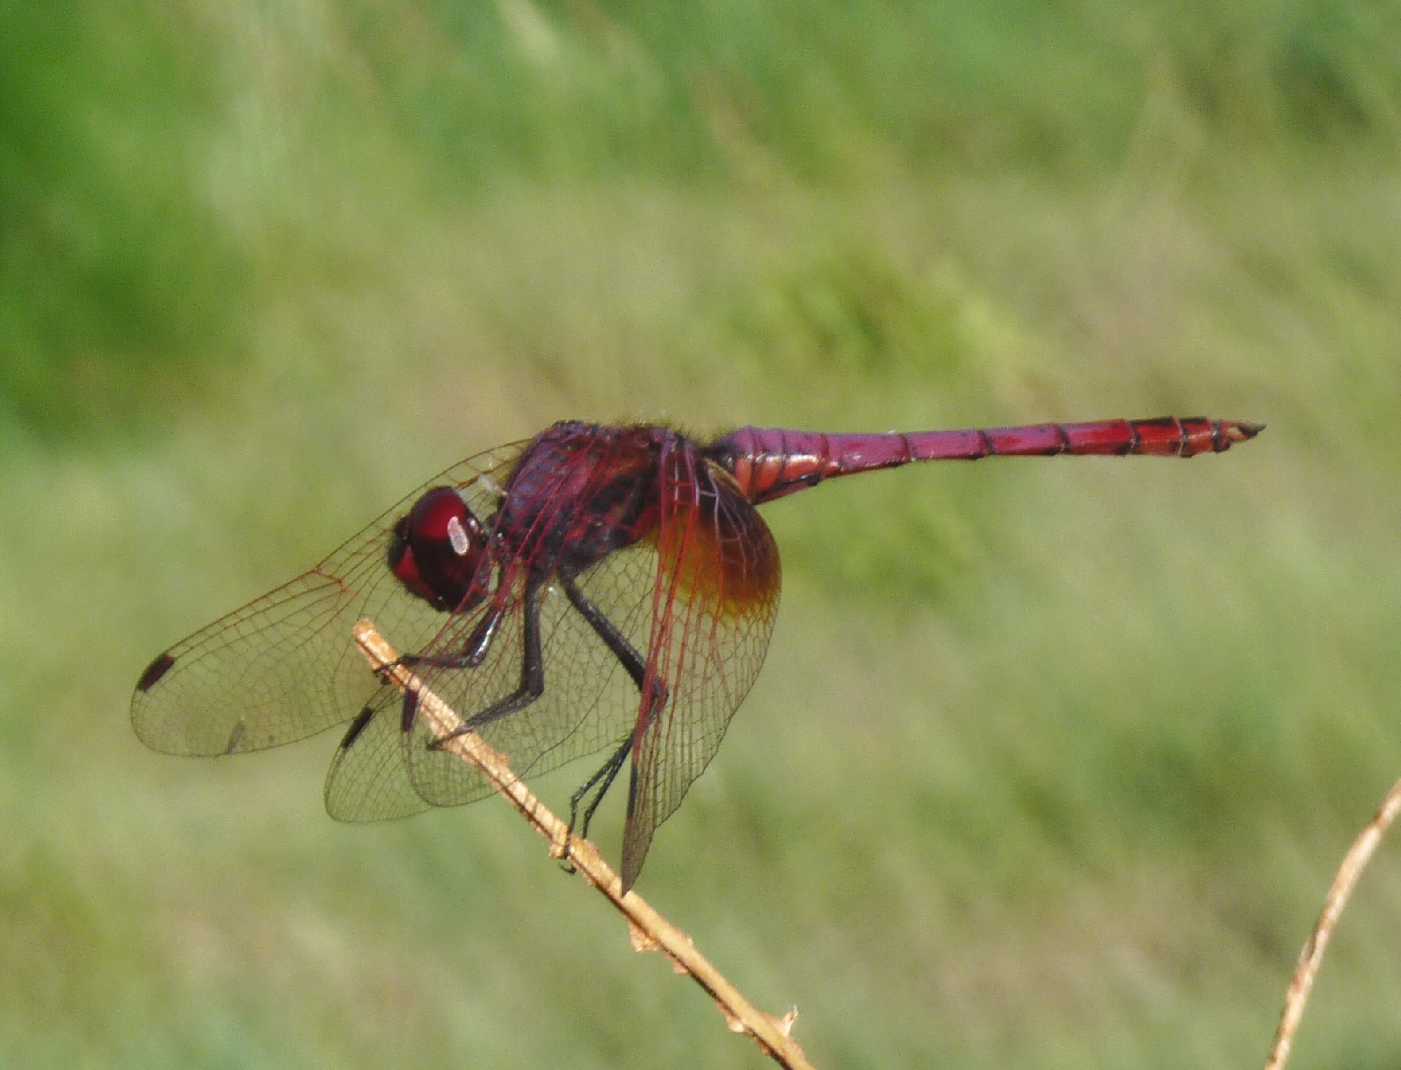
133;416;1262;891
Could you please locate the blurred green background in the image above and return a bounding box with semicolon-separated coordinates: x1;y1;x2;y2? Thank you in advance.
5;2;1400;1066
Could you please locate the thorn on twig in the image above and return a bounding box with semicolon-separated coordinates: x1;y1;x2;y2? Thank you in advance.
628;921;661;954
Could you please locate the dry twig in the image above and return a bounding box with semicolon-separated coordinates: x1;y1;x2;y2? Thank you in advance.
353;618;814;1070
1264;777;1401;1070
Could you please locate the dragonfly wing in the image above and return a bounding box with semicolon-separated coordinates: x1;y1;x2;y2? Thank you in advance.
620;446;781;891
323;683;432;821
130;442;529;759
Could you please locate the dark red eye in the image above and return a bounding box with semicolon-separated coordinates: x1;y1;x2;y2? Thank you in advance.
388;487;488;612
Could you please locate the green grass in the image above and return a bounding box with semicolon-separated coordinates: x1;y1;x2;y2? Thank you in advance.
5;2;1401;1066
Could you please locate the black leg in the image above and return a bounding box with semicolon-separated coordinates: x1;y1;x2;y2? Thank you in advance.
561;573;668;711
554;572;669;866
396;606;502;738
568;735;633;839
399;603;503;672
429;578;546;748
557;733;633;876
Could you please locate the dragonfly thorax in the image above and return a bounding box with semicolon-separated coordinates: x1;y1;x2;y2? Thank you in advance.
494;422;667;579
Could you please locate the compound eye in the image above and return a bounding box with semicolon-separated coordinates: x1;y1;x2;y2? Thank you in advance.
410;487;476;542
389;487;488;611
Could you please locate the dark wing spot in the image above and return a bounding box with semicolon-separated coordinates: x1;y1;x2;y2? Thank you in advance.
400;690;420;734
136;652;176;692
339;706;376;751
224;720;246;755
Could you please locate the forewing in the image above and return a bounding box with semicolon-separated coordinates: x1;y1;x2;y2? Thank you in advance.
130;442;528;759
620;447;781;890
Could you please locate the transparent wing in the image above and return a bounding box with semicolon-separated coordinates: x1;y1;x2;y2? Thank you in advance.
323;692;428;820
130;441;529;758
620;446;781;891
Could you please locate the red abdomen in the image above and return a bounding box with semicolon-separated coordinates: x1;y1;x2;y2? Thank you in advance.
709;417;1264;504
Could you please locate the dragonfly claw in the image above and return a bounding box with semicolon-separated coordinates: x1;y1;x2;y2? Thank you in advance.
372;653;419;684
427;721;471;751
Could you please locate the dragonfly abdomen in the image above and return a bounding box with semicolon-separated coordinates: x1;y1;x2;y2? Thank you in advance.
713;417;1264;504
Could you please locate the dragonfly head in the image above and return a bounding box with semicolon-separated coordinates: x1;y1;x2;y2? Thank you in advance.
388;487;490;613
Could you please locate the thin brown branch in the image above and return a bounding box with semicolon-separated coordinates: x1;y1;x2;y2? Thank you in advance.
353;618;814;1070
1264;777;1401;1070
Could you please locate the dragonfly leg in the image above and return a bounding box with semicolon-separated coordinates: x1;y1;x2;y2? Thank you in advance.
393;605;504;739
398;602;504;672
553;571;671;873
567;735;633;842
560;572;668;712
428;578;545;748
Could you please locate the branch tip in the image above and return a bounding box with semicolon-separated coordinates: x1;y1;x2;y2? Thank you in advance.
1264;777;1401;1070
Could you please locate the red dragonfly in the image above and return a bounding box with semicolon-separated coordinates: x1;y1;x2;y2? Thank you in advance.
133;416;1262;890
